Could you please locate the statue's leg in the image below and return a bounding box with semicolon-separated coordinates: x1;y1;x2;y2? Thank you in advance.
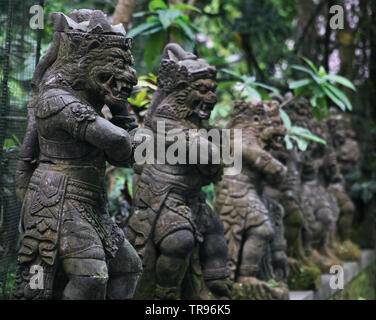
237;219;273;280
106;239;143;299
199;208;231;298
61;258;108;300
155;229;195;299
233;218;290;300
316;207;334;254
59;199;109;300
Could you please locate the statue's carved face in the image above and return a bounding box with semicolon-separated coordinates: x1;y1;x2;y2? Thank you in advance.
87;47;137;107
186;78;217;120
262;101;286;153
332;127;360;174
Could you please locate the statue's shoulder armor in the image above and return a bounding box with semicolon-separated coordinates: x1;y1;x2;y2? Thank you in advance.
154;103;178;119
37;89;79;119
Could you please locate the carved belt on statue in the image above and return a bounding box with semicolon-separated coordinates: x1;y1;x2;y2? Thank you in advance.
29;167;105;207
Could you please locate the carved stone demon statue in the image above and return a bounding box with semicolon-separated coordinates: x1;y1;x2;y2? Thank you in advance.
214;100;289;300
272;95;322;290
324;108;361;261
126;44;231;300
295;105;342;273
12;10;142;299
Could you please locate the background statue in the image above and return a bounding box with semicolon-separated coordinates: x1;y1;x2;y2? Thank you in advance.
214;99;289;300
264;94;322;290
291;103;342;273
324;108;361;261
12;9;142;299
126;43;231;300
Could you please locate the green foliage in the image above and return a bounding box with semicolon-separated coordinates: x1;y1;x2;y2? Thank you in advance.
289;57;356;120
107;167;134;218
128;0;201;70
201;183;215;209
280;108;326;152
220;69;279;101
350;180;376;204
128;73;157;123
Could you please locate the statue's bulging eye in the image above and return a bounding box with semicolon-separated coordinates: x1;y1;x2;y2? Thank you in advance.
199;86;207;94
98;73;111;83
115;60;125;69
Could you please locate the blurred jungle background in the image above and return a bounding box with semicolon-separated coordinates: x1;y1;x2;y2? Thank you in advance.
1;0;376;299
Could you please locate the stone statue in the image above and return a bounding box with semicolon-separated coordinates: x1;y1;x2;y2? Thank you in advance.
126;43;231;300
214;99;289;300
263;94;322;290
291;103;342;273
324;108;361;261
12;10;142;299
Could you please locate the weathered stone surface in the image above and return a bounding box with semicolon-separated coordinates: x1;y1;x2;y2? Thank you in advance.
126;43;231;300
214;99;289;300
12;9;141;300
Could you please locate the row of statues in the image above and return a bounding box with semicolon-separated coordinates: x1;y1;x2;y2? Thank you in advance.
11;9;362;300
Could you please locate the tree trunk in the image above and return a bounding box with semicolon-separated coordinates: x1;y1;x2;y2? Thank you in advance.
113;0;136;30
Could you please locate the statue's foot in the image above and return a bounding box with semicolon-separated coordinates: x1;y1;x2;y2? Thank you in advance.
205;278;232;300
332;240;361;261
308;249;339;273
232;277;289;300
287;257;321;290
322;246;342;266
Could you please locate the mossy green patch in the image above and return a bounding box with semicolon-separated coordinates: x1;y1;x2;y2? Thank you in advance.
287;263;322;290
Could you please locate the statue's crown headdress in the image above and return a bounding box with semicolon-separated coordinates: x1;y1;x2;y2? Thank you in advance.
52;10;132;55
157;43;216;93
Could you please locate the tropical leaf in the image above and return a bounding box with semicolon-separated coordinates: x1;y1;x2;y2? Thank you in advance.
220;69;244;81
301;56;319;74
149;0;168;12
323;74;356;91
128;21;161;37
158;9;181;29
290;126;326;144
290;135;308;151
322;85;346;111
279;108;291;130
144;30;165;71
324;83;353;111
175;18;195;40
284;135;293;150
254;82;279;93
171;4;202;13
289;78;312;89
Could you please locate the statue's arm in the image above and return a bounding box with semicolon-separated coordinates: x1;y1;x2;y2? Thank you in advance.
85;117;134;166
15;106;39;202
58;104;134;166
242;142;286;184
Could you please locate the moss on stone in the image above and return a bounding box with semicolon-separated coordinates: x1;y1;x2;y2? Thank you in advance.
287;263;322;291
332;240;361;261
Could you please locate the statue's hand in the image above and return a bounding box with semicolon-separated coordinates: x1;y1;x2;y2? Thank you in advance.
272;250;289;281
266;159;287;185
111;114;138;132
106;98;129;117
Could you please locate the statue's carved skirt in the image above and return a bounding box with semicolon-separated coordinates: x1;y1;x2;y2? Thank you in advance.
12;165;124;299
